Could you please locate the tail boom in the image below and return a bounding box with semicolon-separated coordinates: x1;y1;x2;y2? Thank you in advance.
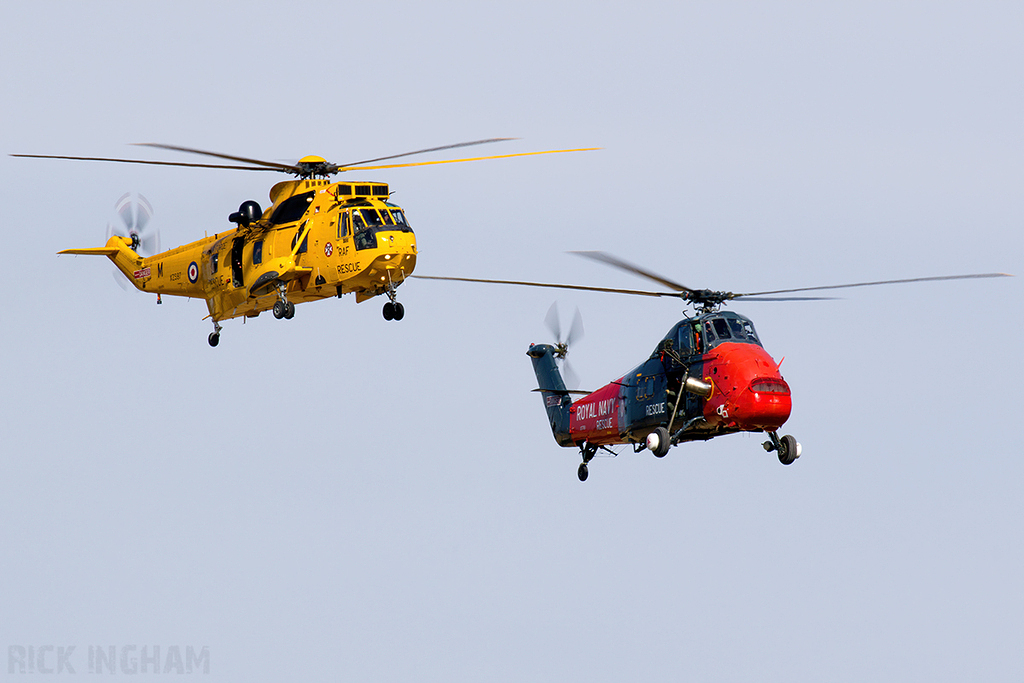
60;235;208;298
527;343;574;447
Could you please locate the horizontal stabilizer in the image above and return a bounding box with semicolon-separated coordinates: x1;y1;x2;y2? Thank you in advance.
58;247;120;256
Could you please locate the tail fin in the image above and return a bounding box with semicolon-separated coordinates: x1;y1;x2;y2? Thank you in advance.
527;343;574;447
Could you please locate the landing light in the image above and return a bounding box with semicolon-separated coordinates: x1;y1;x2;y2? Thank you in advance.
750;379;790;394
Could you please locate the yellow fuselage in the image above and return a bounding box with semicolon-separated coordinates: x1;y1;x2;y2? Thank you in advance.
63;178;417;322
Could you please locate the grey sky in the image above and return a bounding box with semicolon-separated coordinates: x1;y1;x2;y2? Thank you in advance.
2;1;1022;681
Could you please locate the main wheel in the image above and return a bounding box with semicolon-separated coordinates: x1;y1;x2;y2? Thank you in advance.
208;332;220;347
646;427;671;458
382;301;395;320
284;301;295;319
577;463;589;482
273;300;286;319
393;302;405;320
778;434;800;465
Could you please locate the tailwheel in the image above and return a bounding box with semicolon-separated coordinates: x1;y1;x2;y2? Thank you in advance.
284;301;295;319
208;321;222;348
393;302;405;320
577;443;597;482
273;300;287;319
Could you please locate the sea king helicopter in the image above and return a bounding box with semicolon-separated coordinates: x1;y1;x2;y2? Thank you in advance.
416;252;1010;481
14;139;594;346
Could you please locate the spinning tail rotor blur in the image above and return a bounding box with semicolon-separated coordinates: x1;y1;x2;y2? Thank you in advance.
545;302;584;390
107;192;160;291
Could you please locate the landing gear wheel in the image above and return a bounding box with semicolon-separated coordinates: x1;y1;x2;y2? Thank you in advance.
778;434;800;465
393;302;405;321
382;301;395;320
273;300;287;319
646;427;671;458
577;463;589;482
208;332;220;347
284;301;295;319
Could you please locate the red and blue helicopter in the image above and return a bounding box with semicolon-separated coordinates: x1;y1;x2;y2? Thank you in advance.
419;252;1009;481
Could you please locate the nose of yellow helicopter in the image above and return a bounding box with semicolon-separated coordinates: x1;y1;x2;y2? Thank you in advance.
369;233;417;285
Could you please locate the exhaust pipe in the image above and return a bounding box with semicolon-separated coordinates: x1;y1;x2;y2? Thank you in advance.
683;376;713;398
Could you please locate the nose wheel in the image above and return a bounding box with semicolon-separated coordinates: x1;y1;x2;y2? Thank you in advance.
763;432;802;465
381;277;405;321
382;301;405;321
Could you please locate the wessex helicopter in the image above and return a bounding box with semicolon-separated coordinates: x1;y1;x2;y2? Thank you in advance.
14;140;595;346
417;252;1010;481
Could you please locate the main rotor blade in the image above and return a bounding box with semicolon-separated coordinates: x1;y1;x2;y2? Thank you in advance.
134;143;299;172
11;153;280;171
338;147;599;172
337;138;517;169
737;272;1012;298
531;388;593;395
736;296;837;301
412;274;676;298
570;251;694;293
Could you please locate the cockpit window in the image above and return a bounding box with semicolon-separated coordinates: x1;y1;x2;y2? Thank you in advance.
702;314;762;348
674;324;693;354
390;209;408;226
353;210;378;251
358;209;383;227
728;318;759;344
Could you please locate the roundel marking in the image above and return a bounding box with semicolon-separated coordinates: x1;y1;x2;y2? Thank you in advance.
187;261;199;284
324;242;333;257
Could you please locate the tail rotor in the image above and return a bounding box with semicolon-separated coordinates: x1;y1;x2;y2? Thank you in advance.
109;192;160;256
544;302;584;389
106;192;160;292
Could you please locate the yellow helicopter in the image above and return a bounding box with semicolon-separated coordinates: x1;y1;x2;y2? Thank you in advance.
15;140;595;346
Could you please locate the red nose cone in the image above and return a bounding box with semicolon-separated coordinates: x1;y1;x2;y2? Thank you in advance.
703;343;792;431
734;377;792;431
